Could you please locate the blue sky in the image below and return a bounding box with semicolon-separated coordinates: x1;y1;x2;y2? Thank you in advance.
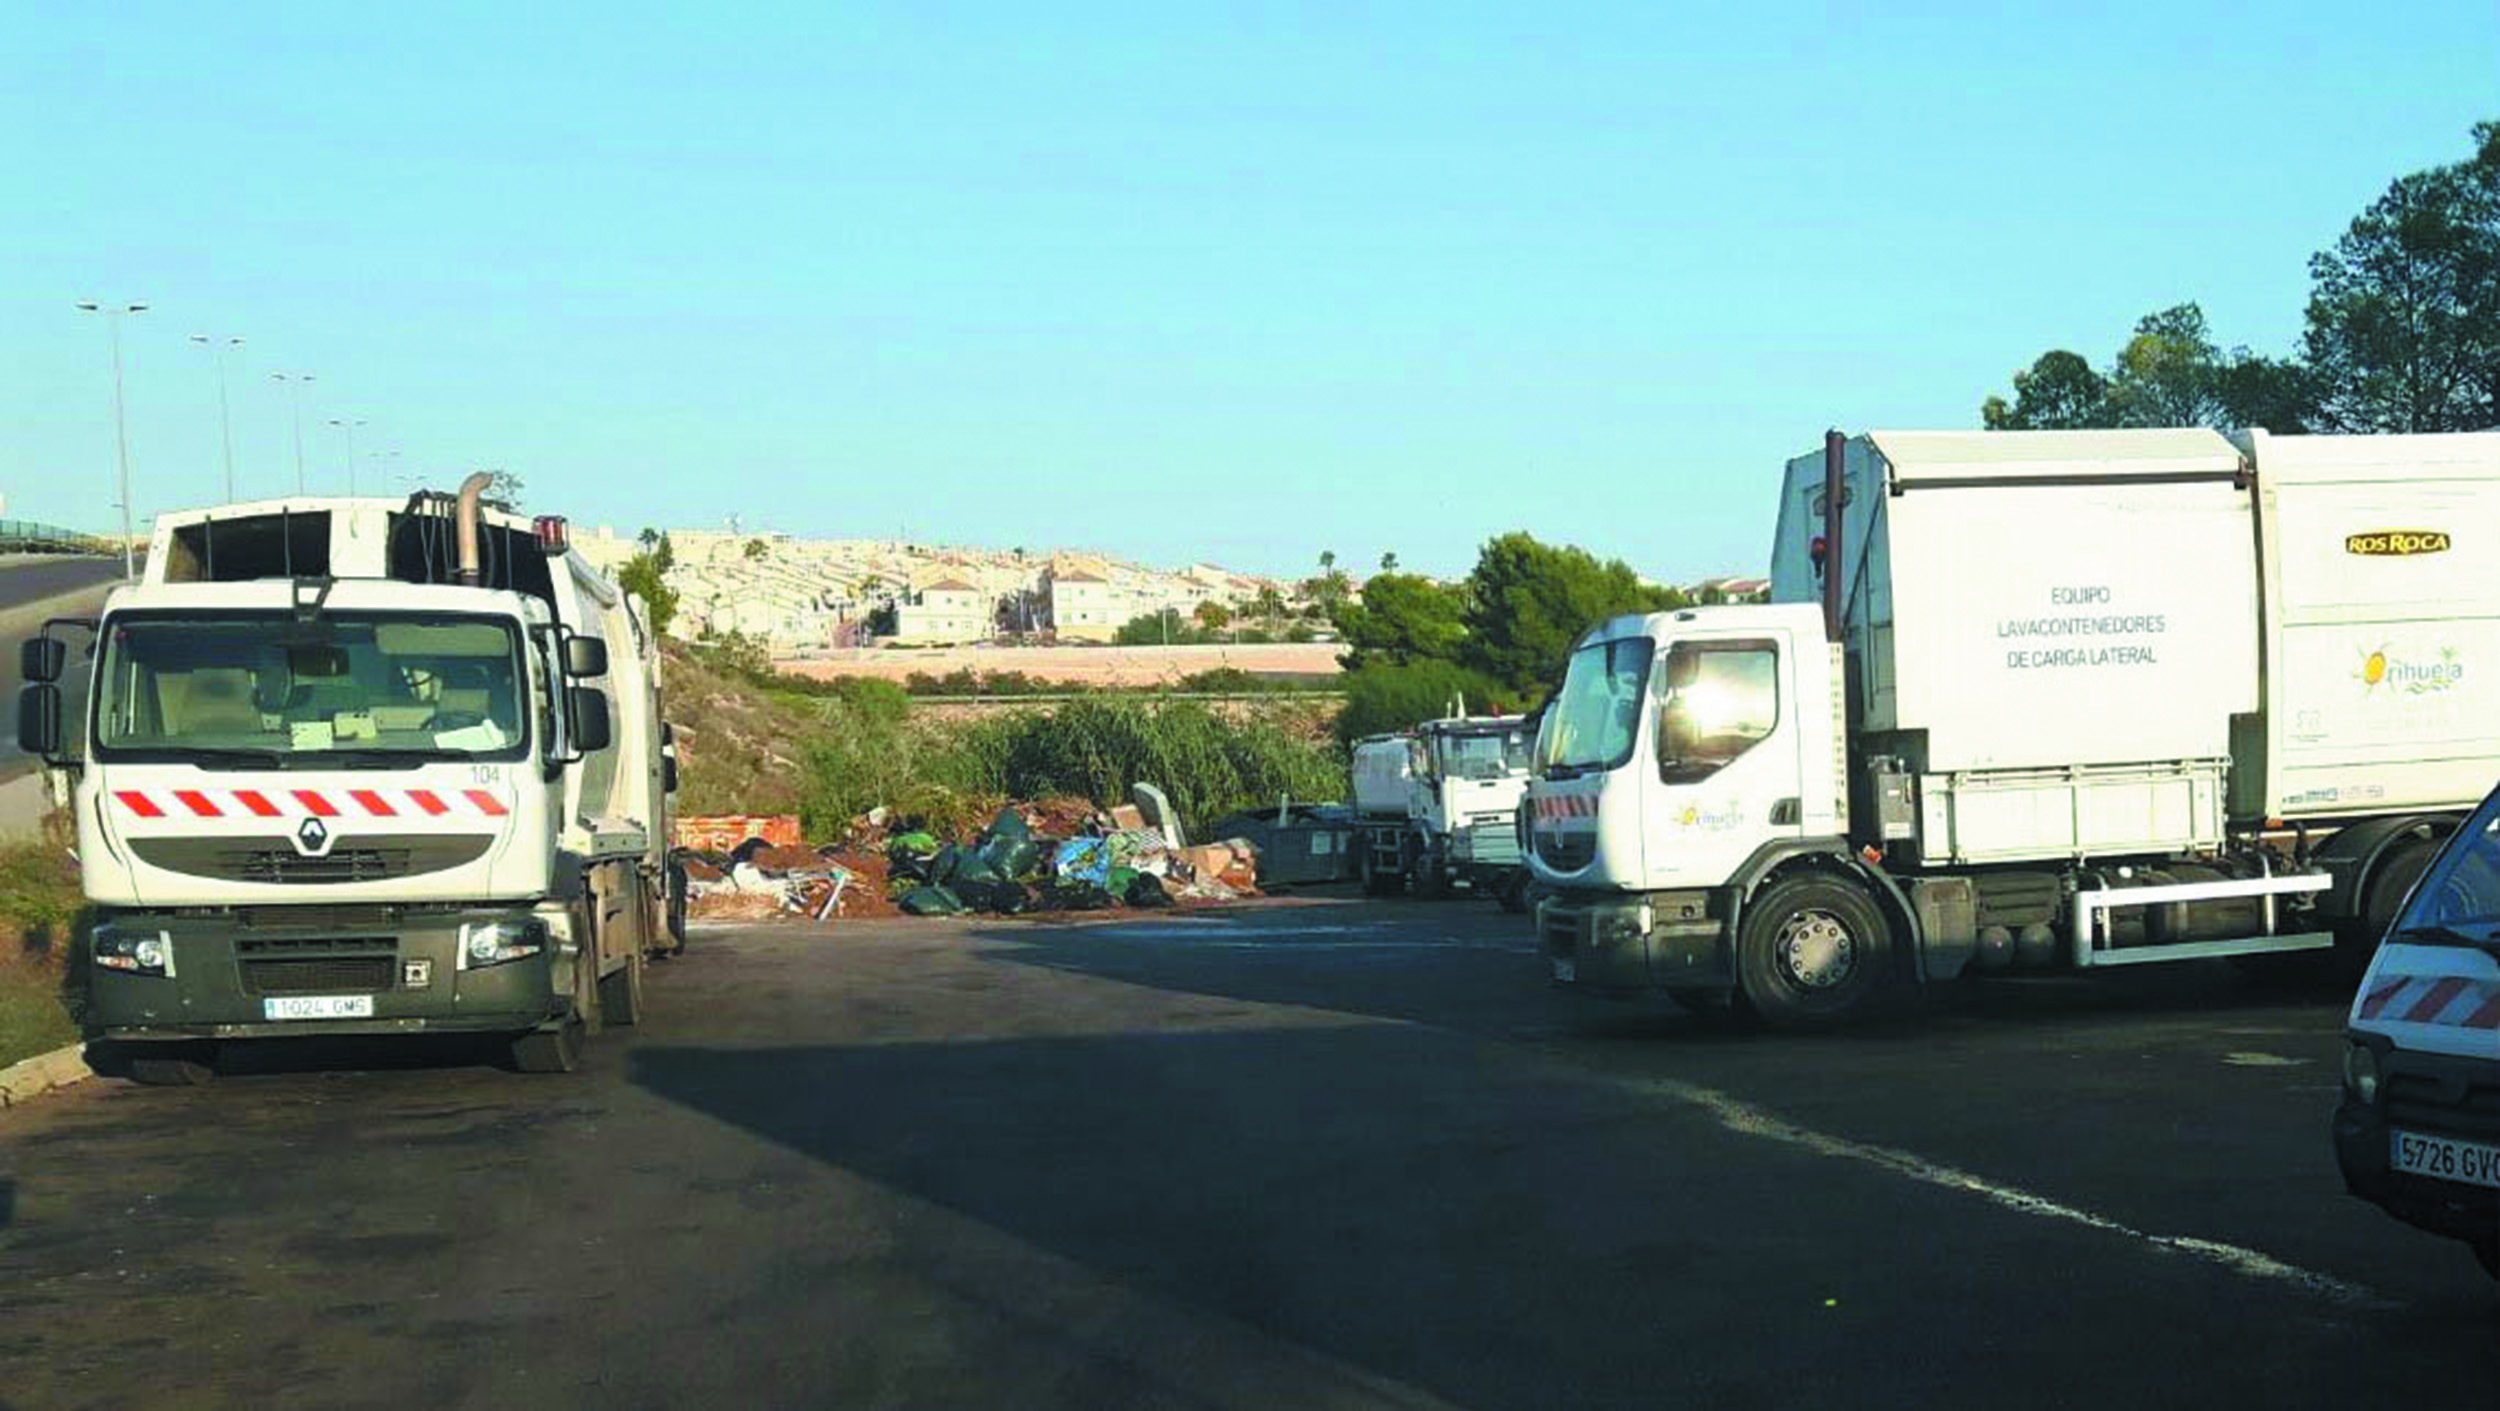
3;2;2492;581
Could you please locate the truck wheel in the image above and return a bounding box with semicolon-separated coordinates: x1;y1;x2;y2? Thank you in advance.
1496;871;1532;914
665;856;689;954
1360;847;1400;896
510;1022;583;1074
128;1051;217;1086
598;948;645;1027
1414;855;1452;900
2360;839;2438;946
1735;874;1891;1030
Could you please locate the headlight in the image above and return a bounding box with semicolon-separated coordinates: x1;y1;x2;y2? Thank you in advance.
94;927;174;977
2342;1041;2381;1104
458;920;546;970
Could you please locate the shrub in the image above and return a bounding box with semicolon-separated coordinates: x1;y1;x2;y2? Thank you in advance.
1335;659;1510;745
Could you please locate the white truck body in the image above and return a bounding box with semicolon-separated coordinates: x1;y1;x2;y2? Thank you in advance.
23;490;677;1076
1531;429;2500;1025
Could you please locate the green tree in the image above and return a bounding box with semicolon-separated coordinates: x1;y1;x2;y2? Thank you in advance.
1379;550;1399;573
617;549;679;636
1329;572;1467;669
1982;350;2112;429
1334;659;1510;745
2109;304;2226;428
2302;120;2500;432
1251;584;1287;620
2211;352;2322;434
745;538;769;560
1460;532;1679;697
1194;599;1232;632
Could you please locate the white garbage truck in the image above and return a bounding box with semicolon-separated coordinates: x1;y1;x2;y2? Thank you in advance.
1526;428;2500;1027
15;476;680;1080
1353;714;1536;906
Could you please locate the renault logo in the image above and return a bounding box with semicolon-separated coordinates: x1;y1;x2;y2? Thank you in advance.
293;815;334;857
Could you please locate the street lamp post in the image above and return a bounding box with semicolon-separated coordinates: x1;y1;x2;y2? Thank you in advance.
270;372;315;493
75;300;148;578
328;418;368;494
189;334;244;502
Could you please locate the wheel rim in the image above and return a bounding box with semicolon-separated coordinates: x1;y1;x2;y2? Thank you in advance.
1777;909;1856;990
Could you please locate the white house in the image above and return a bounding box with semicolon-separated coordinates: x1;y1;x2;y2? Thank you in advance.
1047;567;1118;642
893;578;988;644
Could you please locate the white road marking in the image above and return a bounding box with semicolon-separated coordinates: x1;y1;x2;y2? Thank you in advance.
2220;1052;2309;1067
1611;1074;2394;1312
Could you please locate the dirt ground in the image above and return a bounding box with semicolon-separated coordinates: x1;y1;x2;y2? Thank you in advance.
776;642;1343;687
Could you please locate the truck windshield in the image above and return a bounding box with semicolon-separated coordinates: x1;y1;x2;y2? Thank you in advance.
94;612;531;762
2399;793;2500;943
1439;731;1530;780
1538;638;1653;775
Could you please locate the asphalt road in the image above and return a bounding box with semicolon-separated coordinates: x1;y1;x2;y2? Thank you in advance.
0;558;118;786
0;557;126;611
0;897;2489;1409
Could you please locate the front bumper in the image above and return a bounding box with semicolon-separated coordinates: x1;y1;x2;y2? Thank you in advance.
83;905;569;1041
2332;1045;2500;1251
1536;889;1726;993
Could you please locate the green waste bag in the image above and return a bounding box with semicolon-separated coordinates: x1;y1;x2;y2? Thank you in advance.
900;885;969;916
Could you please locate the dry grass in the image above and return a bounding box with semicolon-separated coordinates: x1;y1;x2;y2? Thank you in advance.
0;839;86;1068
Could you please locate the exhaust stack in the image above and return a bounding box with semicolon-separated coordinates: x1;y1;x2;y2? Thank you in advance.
454;471;495;586
1822;429;1845;645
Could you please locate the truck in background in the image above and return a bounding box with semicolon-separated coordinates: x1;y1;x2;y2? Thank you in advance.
2332;776;2499;1281
16;475;681;1080
1527;428;2500;1027
1353;714;1536;908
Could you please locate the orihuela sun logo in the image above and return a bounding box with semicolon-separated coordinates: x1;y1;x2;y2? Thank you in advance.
2345;529;2450;556
2355;644;2466;696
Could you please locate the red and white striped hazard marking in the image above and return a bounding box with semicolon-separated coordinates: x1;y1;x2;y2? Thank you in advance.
2358;974;2500;1030
113;787;508;820
1534;794;1596;820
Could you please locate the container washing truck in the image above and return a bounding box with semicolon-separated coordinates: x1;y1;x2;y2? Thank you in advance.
1353;714;1536;907
1526;428;2500;1027
15;476;680;1080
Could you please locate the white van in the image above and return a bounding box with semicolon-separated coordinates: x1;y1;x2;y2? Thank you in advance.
2333;781;2500;1278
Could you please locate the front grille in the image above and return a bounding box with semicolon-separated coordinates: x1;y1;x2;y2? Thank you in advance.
2384;1068;2500;1141
132;835;492;885
241;956;396;995
1466;821;1523;867
236;935;395;957
1535;832;1594;870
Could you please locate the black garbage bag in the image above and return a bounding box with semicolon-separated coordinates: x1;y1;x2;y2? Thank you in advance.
925;843;965;886
972;880;1031;915
730;836;772;864
899;885;969;916
1040;879;1119;912
951;853;1005;887
1123;872;1172;908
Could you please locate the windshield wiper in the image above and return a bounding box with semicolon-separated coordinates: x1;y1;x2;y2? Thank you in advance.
312;748;478;768
173;747;289;770
2392;924;2500;955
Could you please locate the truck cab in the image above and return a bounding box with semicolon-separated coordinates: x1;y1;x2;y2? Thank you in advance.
1353;715;1534;904
16;483;674;1079
2333;781;2500;1279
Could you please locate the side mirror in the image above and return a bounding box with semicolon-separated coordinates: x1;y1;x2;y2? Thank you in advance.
20;637;65;684
18;684;62;757
568;686;612;753
564;636;609;679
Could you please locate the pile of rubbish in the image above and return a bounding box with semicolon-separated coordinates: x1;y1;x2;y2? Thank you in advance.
682;787;1261;921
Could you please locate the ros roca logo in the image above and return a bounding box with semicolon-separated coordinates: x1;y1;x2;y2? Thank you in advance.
2345;529;2451;556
